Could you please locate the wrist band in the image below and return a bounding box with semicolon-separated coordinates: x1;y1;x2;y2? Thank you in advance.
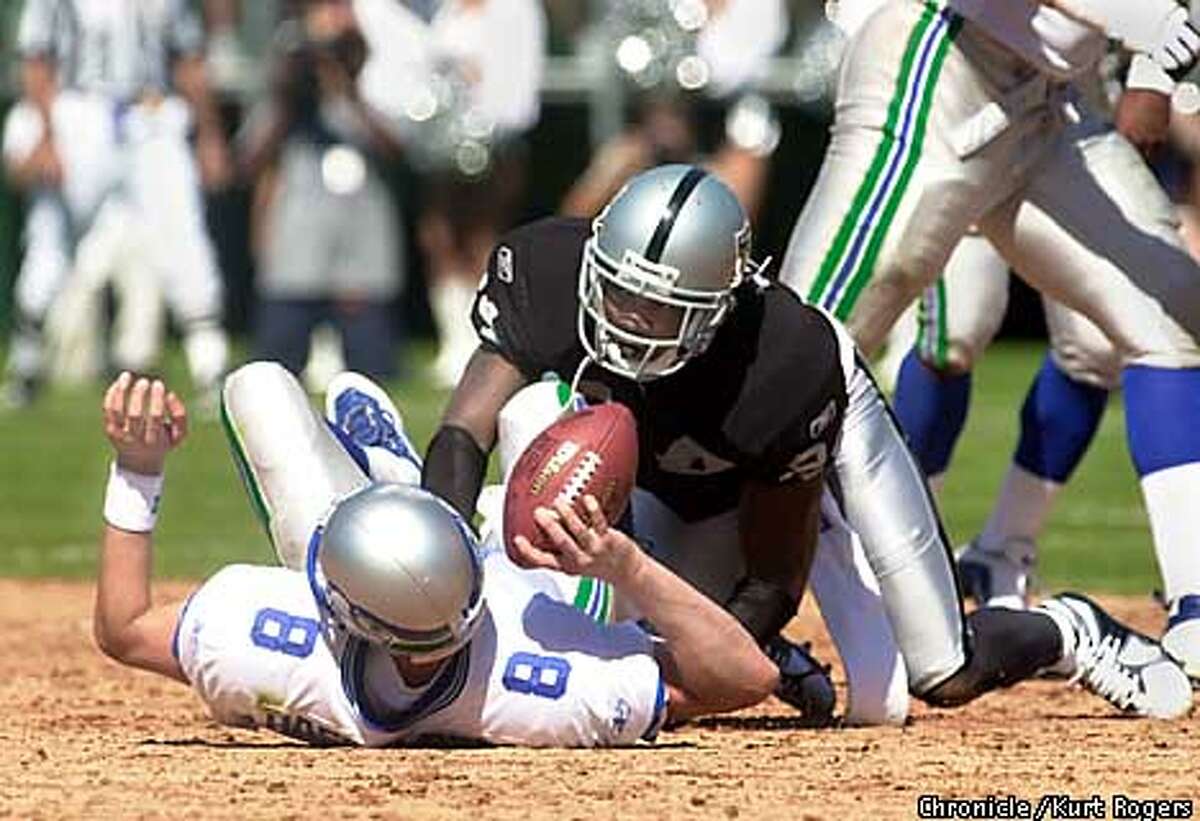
104;462;164;533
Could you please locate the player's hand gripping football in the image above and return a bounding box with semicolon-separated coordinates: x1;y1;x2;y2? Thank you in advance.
102;372;189;476
512;496;643;586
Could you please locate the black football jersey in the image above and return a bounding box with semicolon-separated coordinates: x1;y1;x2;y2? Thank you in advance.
472;217;850;522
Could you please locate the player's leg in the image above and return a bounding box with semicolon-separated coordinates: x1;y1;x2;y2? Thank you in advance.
221;361;370;570
833;345;1190;716
809;492;909;726
981;123;1200;676
777;3;1018;356
128;98;229;399
2;193;74;406
892;233;1009;490
960;303;1116;608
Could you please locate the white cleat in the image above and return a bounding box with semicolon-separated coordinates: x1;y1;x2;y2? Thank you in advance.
956;537;1036;610
1162;595;1200;684
1039;593;1193;720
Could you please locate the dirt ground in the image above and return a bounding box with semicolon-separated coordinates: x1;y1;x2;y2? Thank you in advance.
0;580;1195;820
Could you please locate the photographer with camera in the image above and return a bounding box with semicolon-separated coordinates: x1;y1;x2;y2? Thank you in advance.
238;0;407;386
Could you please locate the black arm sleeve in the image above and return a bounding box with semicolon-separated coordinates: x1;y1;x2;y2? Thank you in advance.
724;576;800;645
422;425;488;523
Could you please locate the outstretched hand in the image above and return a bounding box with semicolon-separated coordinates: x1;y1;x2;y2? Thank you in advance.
102;373;189;475
510;496;643;586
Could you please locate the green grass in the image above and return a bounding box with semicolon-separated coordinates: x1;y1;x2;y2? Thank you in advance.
0;340;1160;594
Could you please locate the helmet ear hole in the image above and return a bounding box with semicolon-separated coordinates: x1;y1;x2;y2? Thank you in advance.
578;164;754;381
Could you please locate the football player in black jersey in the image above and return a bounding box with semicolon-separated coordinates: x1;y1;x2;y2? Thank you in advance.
423;165;1193;723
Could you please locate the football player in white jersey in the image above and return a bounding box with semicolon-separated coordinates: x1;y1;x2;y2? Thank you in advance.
824;3;1154;610
2;0;231;408
92;364;776;747
779;0;1200;679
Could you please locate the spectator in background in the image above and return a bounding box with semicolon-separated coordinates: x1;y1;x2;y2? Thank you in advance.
561;0;786;220
1;0;232;409
239;0;407;385
356;0;546;388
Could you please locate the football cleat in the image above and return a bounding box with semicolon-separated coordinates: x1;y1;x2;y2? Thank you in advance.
325;372;422;476
1038;593;1193;719
956;536;1036;610
765;635;837;727
1162;595;1200;683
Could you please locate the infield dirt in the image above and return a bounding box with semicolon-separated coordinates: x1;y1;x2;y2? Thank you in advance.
0;580;1195;820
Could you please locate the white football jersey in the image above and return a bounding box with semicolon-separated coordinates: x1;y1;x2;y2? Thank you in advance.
174;544;665;748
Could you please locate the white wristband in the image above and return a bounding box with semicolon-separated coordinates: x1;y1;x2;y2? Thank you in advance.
104;462;164;533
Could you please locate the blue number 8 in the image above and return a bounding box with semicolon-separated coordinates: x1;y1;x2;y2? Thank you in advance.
502;652;571;700
250;608;320;658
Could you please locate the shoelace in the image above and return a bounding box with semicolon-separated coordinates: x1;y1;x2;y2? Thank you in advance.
1072;633;1144;713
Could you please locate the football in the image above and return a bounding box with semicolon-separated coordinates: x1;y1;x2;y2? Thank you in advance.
503;402;639;555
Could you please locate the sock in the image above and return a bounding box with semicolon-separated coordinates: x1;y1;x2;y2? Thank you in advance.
978;355;1108;552
1013;354;1108;483
892;349;971;478
1123;366;1200;602
429;279;478;385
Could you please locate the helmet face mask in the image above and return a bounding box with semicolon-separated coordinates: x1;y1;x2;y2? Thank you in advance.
577;164;753;381
306;483;485;663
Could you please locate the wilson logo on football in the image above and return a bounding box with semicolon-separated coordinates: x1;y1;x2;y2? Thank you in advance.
529;441;581;496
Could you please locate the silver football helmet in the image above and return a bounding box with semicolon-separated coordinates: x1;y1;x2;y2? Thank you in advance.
306;483;484;662
578;164;755;380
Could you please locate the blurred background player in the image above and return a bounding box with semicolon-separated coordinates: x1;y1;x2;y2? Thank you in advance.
237;0;407;387
351;0;546;389
560;0;785;220
92;364;776;746
1;0;232;409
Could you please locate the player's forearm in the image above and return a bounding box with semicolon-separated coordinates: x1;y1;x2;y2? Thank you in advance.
423;349;526;518
423;425;489;521
95;524;156;659
618;553;777;716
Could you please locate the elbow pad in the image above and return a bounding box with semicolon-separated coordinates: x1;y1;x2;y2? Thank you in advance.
422;425;488;523
725;576;800;645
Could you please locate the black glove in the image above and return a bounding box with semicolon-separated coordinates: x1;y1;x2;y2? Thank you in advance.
765;635;837;727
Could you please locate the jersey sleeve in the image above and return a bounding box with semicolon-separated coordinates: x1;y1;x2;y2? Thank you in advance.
727;288;849;484
16;0;58;57
471;217;589;381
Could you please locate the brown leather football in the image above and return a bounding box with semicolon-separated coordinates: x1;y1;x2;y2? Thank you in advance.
503;402;638;555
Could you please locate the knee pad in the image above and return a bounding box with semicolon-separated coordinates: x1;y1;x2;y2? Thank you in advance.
222;362;369;569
